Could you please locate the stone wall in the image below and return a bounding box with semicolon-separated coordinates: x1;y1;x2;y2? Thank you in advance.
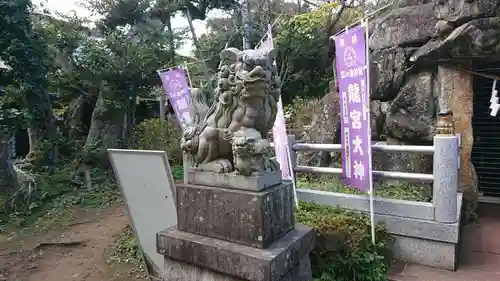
300;0;500;196
368;0;500;195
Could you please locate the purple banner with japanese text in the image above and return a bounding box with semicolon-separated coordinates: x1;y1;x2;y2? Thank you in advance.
158;68;191;127
334;25;372;192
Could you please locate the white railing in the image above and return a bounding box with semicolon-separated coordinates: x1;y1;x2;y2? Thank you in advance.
272;134;460;223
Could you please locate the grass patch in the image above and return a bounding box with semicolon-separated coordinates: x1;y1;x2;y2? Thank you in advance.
107;225;148;279
0;164;121;235
297;202;393;281
1;161;183;236
108;225;145;268
171;165;184;180
297;174;431;202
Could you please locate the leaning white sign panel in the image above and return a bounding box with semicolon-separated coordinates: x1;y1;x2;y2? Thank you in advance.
108;149;177;276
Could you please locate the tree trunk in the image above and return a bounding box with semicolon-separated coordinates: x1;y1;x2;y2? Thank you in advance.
122;98;137;147
84;85;127;164
24;90;57;165
65;94;96;140
27;128;39;153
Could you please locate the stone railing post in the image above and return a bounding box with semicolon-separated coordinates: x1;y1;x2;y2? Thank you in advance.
433;111;459;223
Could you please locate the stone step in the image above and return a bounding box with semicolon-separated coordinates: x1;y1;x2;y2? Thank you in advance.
388;258;500;281
157;224;315;281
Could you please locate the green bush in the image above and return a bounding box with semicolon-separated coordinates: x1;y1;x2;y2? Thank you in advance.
132;118;183;164
297;202;393;281
284;96;324;130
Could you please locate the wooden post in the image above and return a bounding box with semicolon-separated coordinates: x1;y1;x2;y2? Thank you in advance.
184;61;193;88
159;93;166;121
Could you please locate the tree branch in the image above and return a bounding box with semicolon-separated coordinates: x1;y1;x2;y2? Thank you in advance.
329;0;348;31
303;0;319;7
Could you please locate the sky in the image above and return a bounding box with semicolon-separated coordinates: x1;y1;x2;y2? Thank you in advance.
32;0;223;57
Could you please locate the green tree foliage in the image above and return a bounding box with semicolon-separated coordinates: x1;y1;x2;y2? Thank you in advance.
31;3;187;158
0;87;31;136
174;0;238;21
196;0;287;76
277;3;338;102
196;2;363;103
277;2;363;102
131;117;183;164
0;0;56;142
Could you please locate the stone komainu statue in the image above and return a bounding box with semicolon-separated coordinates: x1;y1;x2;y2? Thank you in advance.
181;47;281;176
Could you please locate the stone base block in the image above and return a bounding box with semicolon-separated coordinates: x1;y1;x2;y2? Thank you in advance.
162;255;312;281
392;235;457;270
157;224;315;281
187;170;282;191
176;182;294;248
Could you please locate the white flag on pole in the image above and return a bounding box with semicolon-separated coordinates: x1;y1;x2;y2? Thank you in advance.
257;25;299;208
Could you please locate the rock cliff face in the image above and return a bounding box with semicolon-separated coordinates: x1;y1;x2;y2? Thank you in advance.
300;0;500;195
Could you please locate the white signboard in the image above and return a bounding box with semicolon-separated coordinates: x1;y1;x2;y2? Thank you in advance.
108;149;177;276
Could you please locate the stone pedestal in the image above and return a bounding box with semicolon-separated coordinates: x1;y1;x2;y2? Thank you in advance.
176;182;294;248
187;170;282;191
157;174;315;281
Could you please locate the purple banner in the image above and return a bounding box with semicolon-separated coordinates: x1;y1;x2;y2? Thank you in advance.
158;68;191;127
334;25;372;192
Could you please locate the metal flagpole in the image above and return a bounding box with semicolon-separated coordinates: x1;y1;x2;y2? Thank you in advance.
157;66;179;73
363;18;376;246
185;8;210;81
330;2;394;40
242;0;252;49
286;140;299;209
182;61;193;184
254;12;284;49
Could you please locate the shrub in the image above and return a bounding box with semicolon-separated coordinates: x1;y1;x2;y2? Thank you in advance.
132;118;183;164
296;202;393;281
284;96;324;130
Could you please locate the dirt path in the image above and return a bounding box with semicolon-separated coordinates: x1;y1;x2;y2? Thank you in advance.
0;207;145;281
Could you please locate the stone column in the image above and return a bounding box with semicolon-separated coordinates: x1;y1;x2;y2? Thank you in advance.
433;112;459;223
437;65;478;202
156;168;315;280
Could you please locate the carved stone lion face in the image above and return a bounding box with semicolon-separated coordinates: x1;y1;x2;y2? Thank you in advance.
218;47;279;102
236;50;273;79
232;136;255;156
234;49;276;95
